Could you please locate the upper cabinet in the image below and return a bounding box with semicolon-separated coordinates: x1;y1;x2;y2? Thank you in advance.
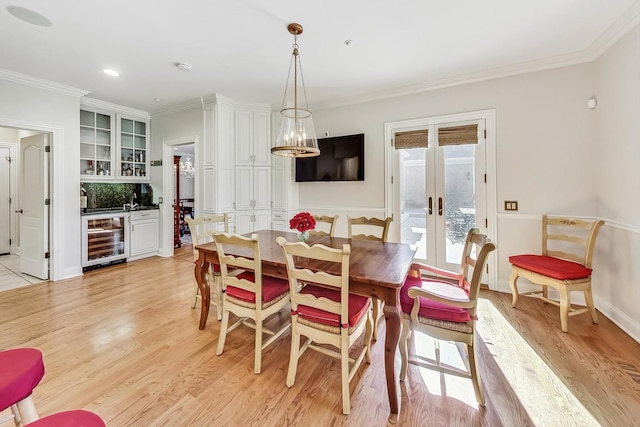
80;99;150;182
235;109;271;166
80;109;115;179
117;114;149;179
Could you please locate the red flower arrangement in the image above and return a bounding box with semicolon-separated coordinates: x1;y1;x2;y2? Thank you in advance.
289;212;316;232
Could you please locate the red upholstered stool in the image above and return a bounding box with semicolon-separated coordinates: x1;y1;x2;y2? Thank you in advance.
24;410;105;427
0;348;45;426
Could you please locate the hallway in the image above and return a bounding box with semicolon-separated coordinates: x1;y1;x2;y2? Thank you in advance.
0;254;47;292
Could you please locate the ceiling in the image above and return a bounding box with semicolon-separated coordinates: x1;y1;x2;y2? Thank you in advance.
1;0;639;114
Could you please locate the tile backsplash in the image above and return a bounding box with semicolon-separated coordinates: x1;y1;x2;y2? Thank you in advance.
81;182;154;209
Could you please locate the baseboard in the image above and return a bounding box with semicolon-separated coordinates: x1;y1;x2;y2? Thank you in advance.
62;267;83;280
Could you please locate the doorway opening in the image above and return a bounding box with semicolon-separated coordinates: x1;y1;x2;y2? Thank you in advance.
0;125;52;287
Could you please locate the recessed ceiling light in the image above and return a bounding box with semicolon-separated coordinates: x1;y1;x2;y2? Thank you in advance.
154;98;161;102
103;69;119;77
176;62;192;72
6;6;52;27
344;39;353;46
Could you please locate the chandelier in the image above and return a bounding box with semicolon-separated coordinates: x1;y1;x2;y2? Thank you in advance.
180;156;195;179
271;23;319;158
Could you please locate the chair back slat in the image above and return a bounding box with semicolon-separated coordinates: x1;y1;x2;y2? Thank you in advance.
277;237;350;324
542;215;604;268
186;214;229;260
213;233;261;299
347;216;392;242
310;214;339;237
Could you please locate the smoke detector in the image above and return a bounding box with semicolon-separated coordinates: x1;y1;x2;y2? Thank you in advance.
176;62;192;72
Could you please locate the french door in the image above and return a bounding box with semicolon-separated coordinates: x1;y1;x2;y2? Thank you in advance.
389;118;487;273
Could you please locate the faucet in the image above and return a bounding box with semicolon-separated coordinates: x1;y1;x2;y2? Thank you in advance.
124;193;138;211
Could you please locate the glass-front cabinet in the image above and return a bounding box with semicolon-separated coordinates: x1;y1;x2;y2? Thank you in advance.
118;115;149;179
80;109;115;179
79;107;150;182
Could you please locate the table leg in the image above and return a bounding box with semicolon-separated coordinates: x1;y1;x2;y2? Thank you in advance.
195;257;210;330
383;297;401;419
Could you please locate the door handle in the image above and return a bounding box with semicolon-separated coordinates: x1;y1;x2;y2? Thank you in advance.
428;197;433;215
438;197;443;216
15;209;23;213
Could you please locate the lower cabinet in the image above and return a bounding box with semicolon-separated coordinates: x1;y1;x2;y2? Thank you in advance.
129;210;159;260
235;210;271;235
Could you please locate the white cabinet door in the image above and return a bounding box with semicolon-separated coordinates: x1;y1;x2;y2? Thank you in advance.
117;114;149;180
254;210;271;232
253;111;271;166
272;221;287;231
235;211;253;235
130;218;158;257
272;167;286;211
253;167;271;210
235;110;253;165
235;166;253;211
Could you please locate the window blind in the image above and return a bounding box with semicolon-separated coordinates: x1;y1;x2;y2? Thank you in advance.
394;129;428;149
438;124;478;146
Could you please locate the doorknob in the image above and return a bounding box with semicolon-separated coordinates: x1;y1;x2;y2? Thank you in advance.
438;197;443;216
15;209;23;213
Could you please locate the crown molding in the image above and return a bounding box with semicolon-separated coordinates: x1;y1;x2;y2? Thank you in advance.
150;99;202;118
585;1;640;60
81;97;150;118
0;68;89;97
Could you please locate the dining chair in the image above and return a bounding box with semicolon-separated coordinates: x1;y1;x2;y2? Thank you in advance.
0;348;106;427
185;214;229;320
509;215;604;333
347;215;393;341
309;214;339;237
276;236;373;415
399;228;495;406
214;233;291;374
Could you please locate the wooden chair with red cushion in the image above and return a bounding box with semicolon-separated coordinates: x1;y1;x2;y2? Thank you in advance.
509;215;604;333
399;228;495;406
214;233;290;374
276;236;373;415
186;214;229;319
0;348;105;427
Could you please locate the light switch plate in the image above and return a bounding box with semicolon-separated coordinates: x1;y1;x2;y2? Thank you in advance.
505;200;518;211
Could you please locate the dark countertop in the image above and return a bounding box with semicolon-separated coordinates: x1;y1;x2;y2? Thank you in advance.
81;205;160;216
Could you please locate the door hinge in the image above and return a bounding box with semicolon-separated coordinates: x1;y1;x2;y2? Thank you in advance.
390;138;394;147
483;129;486;139
391;176;394;184
45;252;50;259
45;198;51;205
484;174;486;183
9;238;11;245
486;264;489;273
485;218;488;228
45;146;51;153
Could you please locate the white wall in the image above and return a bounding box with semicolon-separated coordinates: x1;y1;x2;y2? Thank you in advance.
0;79;83;280
592;23;640;340
306;57;639;340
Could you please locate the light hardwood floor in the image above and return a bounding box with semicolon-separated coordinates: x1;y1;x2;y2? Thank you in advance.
1;244;638;426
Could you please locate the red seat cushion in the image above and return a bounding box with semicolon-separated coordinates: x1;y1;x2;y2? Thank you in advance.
27;410;106;427
509;254;591;280
400;275;471;323
296;285;371;328
0;348;45;411
212;263;221;273
226;272;289;303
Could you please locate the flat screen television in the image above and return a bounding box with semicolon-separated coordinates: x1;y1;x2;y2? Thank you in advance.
295;133;365;182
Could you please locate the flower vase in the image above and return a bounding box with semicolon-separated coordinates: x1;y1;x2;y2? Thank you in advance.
298;230;310;243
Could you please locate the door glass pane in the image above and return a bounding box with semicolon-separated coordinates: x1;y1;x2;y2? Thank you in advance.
443;144;476;263
121;119;134;133
399;148;427;259
80;110;94;127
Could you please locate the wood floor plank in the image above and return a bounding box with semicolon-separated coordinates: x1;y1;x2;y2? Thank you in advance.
1;245;639;426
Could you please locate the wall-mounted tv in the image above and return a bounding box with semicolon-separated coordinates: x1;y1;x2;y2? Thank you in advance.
295;133;365;182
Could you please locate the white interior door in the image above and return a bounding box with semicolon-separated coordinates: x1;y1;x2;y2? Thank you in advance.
392;120;486;272
19;133;49;279
0;147;10;254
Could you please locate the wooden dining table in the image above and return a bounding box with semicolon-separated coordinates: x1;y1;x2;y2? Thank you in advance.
194;229;416;418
